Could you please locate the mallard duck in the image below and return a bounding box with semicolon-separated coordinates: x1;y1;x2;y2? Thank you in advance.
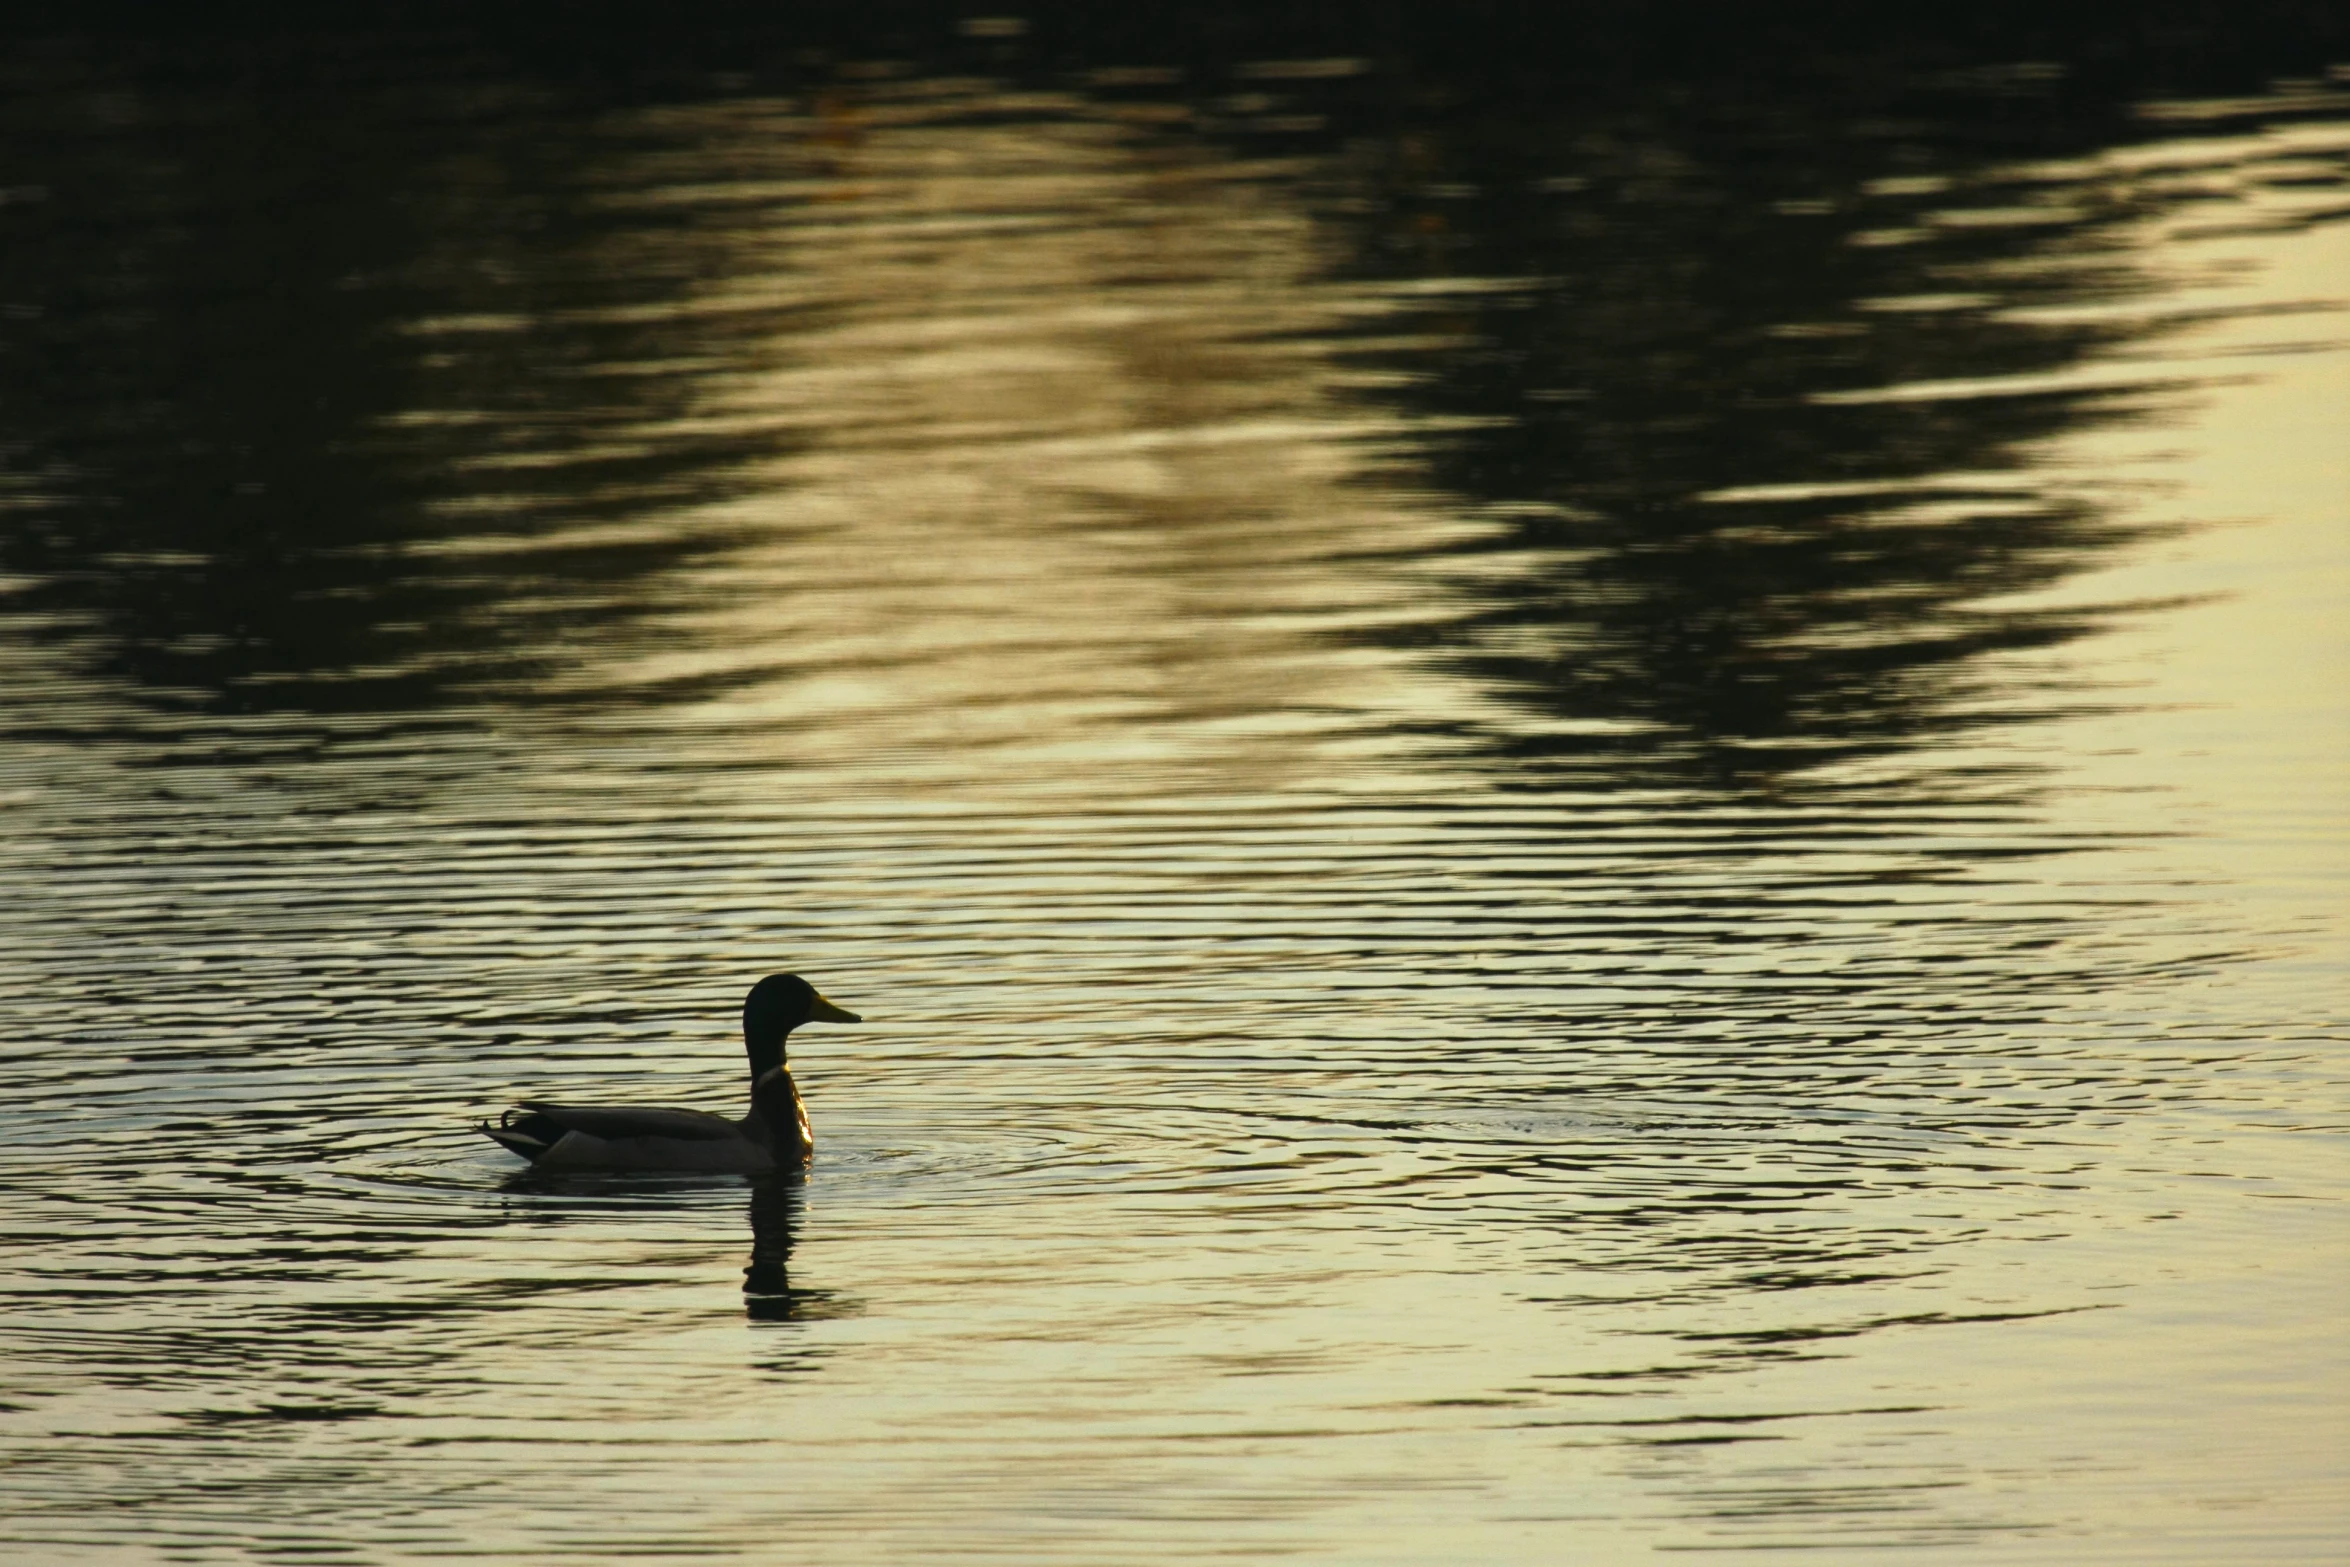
479;973;862;1173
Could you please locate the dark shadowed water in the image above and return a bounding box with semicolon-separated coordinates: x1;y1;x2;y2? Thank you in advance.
1;11;2345;1562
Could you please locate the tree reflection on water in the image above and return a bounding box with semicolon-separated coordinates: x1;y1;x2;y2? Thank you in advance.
1298;26;2303;793
0;10;2333;797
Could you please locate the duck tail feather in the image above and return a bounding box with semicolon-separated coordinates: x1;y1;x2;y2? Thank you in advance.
478;1117;550;1162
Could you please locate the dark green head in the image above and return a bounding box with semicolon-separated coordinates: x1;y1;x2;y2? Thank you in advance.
742;973;863;1077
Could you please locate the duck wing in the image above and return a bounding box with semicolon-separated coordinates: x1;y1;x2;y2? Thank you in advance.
511;1102;742;1142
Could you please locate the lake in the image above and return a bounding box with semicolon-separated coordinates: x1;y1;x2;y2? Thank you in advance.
1;10;2344;1562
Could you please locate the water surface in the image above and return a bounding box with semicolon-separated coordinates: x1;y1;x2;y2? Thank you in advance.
1;15;2345;1563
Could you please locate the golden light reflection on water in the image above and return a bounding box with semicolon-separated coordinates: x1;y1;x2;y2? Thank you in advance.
0;31;2345;1567
511;90;1499;799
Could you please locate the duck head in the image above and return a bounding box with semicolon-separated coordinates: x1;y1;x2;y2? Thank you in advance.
743;973;862;1078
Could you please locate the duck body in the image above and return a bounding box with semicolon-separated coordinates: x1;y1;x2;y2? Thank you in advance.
479;975;854;1173
486;1071;809;1173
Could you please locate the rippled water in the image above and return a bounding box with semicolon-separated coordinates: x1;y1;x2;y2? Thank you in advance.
2;15;2346;1563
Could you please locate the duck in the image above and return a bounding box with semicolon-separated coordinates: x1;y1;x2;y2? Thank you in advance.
478;973;862;1173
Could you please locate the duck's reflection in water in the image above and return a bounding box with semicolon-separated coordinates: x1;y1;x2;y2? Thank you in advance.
491;1169;857;1327
744;1175;857;1325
